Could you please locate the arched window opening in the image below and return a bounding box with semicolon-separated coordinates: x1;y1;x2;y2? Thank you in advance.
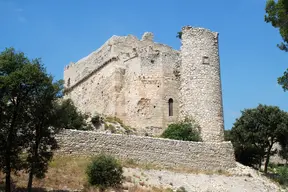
168;98;173;116
67;78;71;87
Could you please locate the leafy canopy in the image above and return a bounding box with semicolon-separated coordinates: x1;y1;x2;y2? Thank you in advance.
55;98;87;130
0;47;64;191
265;0;288;52
230;104;288;172
265;0;288;91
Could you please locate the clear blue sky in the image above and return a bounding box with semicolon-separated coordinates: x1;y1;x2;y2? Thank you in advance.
0;0;287;130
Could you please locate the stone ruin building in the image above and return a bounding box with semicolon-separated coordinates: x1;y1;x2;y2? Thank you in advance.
63;26;225;142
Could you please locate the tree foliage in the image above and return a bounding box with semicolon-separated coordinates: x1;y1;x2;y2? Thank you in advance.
161;118;202;142
55;98;87;130
86;154;123;191
265;0;288;52
176;31;182;39
224;129;232;141
278;128;288;164
265;0;288;91
0;47;70;191
23;60;64;191
230;104;288;173
0;48;38;192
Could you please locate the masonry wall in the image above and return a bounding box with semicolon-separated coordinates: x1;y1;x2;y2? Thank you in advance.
63;33;180;135
64;57;120;117
161;51;181;129
179;26;225;142
56;129;236;171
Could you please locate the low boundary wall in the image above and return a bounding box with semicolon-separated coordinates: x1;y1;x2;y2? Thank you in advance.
55;130;236;171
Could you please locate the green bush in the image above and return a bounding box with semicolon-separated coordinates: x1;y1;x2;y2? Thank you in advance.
86;154;123;191
104;123;116;133
161;118;202;141
91;114;103;128
56;99;87;130
176;186;188;192
276;166;288;186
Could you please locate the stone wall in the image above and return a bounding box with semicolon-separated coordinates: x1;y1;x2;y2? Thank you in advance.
179;26;225;142
63;26;227;140
63;33;180;135
56;129;236;171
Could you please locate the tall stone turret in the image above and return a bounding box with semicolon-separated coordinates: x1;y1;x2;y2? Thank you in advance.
179;26;224;142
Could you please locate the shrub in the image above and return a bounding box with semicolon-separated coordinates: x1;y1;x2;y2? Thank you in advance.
161;118;202;141
276;166;288;186
56;99;87;130
91;114;103;128
108;124;116;133
86;154;123;191
105;116;117;123
103;123;115;132
176;186;188;192
104;123;109;130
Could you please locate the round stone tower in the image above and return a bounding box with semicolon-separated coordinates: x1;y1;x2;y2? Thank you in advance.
179;26;224;142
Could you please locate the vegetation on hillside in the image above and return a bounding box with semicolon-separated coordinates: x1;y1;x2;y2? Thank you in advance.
86;154;124;191
227;104;288;173
56;98;88;130
161;118;202;142
0;47;88;192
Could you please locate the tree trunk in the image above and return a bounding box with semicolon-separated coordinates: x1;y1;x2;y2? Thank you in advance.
5;122;14;192
5;167;11;192
27;169;33;192
27;129;40;192
5;101;20;192
27;153;36;192
264;144;273;173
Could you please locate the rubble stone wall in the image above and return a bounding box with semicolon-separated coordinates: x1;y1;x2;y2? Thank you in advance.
56;129;236;171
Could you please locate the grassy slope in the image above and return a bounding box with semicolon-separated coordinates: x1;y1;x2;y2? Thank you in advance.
0;155;173;192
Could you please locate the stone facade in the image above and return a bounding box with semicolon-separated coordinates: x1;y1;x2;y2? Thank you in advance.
63;25;225;141
180;26;224;142
56;129;236;171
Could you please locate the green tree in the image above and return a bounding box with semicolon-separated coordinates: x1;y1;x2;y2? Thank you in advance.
265;0;288;52
0;48;68;192
0;48;37;192
161;118;202;141
224;129;232;141
265;0;288;90
278;130;288;164
24;59;64;191
230;104;288;173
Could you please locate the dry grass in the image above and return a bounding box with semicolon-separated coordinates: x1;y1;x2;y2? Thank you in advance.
0;155;231;191
0;155;173;191
0;156;90;190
